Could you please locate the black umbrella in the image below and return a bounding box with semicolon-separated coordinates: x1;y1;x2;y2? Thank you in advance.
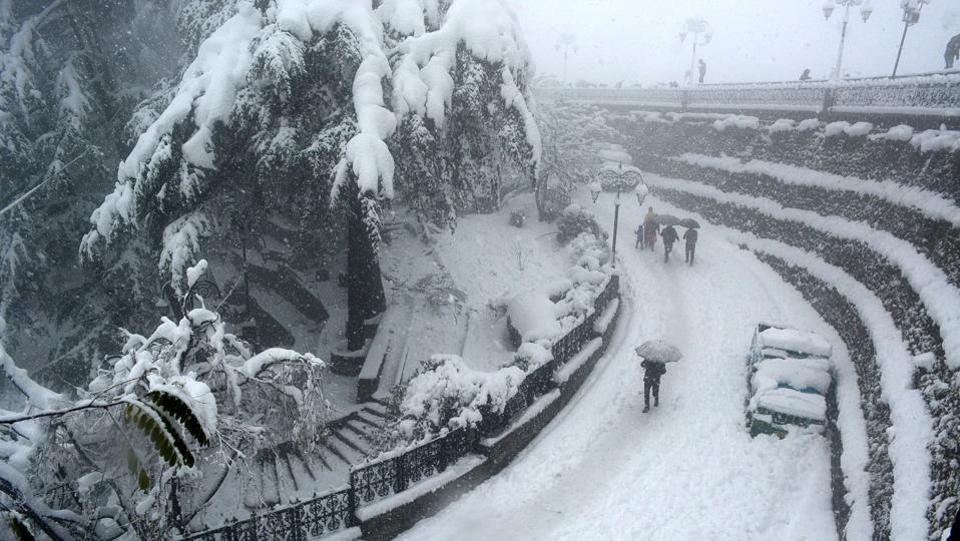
653;214;682;227
680;218;701;229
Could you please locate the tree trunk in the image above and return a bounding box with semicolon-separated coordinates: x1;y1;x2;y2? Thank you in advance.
345;190;385;351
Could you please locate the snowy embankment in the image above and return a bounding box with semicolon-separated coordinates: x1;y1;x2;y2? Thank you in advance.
643;173;960;370
675;153;960;228
399;191;845;541
643;197;933;541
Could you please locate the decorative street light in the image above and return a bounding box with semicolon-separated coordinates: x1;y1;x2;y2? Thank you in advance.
680;17;712;86
892;0;928;78
822;0;874;80
591;163;646;268
555;33;578;86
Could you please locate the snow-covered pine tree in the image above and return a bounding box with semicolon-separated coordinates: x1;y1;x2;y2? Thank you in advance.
81;1;400;352
0;0;180;386
388;0;542;226
534;99;610;220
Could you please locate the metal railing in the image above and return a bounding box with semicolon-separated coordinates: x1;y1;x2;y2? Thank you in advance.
540;73;960;117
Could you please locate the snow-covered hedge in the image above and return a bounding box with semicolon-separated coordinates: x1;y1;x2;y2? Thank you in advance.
396;355;525;441
398;210;616;442
610;113;960;205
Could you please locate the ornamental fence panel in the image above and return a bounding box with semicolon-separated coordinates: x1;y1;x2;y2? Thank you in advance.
348;427;476;508
182;487;354;541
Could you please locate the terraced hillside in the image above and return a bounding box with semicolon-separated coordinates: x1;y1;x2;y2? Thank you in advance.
609;111;959;540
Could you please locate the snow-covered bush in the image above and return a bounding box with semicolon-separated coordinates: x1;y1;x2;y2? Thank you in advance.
396;355;524;441
557;204;607;245
0;264;326;539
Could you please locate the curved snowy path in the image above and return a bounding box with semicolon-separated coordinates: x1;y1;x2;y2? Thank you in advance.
398;197;838;541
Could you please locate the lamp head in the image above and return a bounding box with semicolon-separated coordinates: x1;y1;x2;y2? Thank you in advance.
588;181;602;203
860;2;874;21
822;0;836;19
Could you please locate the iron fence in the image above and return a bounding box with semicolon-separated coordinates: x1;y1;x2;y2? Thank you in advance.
182;487;355;541
543;75;960;116
349;427;475;507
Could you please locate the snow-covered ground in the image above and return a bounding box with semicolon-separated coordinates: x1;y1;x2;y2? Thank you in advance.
380;195;571;376
397;192;845;541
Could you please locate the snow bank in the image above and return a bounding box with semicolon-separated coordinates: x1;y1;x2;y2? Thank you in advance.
797;118;821;131
909;126;960;154
824;121;873;138
647;172;960;369
713;115;759;131
752;358;832;395
649;200;933;540
507;291;562;342
870;124;914;143
759;327;832;358
751;387;827;422
767;118;796;133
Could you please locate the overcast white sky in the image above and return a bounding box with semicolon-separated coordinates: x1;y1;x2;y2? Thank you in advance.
509;0;960;85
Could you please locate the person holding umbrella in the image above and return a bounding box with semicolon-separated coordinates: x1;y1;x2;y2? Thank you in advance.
682;219;700;265
636;340;682;413
661;224;679;263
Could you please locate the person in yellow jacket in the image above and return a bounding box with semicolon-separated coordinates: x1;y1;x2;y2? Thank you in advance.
642;207;658;251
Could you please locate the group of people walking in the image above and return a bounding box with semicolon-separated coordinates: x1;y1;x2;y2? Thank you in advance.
636;207;699;265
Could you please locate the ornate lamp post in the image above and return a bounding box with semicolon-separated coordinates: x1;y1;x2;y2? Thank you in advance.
679;17;712;86
822;0;874;80
555;33;578;86
591;163;646;268
892;0;927;78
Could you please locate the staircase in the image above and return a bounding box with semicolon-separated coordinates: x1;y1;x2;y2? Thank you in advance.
245;400;393;508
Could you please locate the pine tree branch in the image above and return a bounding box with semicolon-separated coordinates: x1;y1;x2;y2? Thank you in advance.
0;148;89;219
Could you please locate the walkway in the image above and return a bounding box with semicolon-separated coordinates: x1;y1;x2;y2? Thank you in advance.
398;196;839;540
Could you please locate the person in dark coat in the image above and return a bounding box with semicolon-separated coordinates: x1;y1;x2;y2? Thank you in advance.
684;227;698;265
661;225;679;262
947;33;960;70
799;68;812;81
641;359;666;412
698;59;707;84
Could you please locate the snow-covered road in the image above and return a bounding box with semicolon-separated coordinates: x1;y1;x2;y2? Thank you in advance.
398;196;840;541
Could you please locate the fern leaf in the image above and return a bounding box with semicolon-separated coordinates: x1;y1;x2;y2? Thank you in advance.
146;390;210;446
8;517;34;541
123;399;195;468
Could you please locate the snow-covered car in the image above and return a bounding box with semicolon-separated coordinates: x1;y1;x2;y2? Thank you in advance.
746;323;834;438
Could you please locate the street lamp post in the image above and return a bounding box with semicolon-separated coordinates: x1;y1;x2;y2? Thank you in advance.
591;163;646;269
679;18;712;86
555;33;578;86
822;0;874;81
892;0;926;78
